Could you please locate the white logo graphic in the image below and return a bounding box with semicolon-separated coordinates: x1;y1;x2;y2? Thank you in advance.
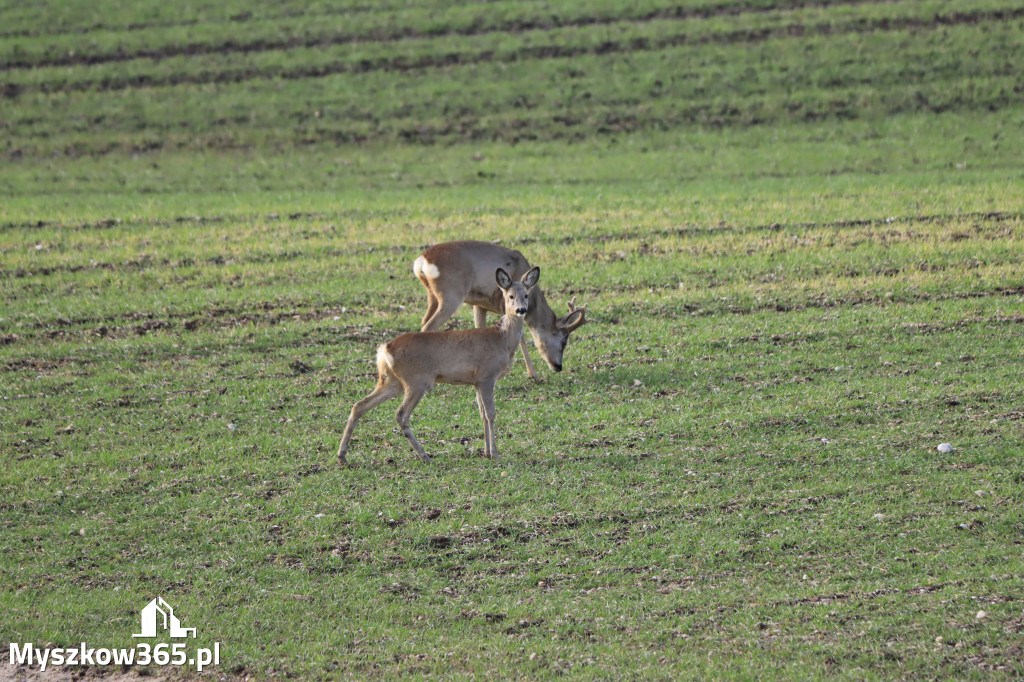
9;597;219;673
133;597;196;638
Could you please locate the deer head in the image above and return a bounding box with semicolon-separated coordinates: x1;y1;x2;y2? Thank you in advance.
527;295;588;373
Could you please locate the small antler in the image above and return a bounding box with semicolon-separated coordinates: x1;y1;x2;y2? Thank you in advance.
562;296;587;331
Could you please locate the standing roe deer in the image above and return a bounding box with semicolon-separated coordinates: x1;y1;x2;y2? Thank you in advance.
413;240;586;379
337;267;540;465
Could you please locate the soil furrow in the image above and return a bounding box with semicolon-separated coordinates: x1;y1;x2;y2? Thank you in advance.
3;210;1018;240
4;289;1022;348
0;0;913;64
3;8;1019;97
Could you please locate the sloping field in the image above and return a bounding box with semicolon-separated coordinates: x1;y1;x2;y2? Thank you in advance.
3;0;1023;155
2;0;1023;679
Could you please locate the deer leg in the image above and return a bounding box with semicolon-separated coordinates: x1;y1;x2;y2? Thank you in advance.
337;377;402;465
475;380;499;460
395;383;432;462
420;287;439;331
518;335;540;380
473;306;488;328
474;389;490;458
421;296;462;332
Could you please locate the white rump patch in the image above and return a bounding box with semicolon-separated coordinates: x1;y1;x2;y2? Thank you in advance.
376;344;395;370
413;255;440;280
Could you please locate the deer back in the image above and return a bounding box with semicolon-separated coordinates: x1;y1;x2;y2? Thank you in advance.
417;241;532;313
382;325;521;386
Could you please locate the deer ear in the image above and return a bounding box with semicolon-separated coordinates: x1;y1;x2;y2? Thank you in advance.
521;266;540;289
495;268;512;290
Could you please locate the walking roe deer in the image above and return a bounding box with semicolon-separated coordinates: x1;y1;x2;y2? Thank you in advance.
337;267;540;465
413;240;586;379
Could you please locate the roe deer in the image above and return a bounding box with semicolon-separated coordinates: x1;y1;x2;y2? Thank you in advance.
413;240;586;379
337;267;540;465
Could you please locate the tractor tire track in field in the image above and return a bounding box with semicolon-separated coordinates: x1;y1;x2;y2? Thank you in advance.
663;575;1020;615
4;213;1020;343
3;8;1021;97
6;234;1021;283
5;287;1023;350
3;208;1019;239
518;211;1024;250
0;0;930;59
4;210;1020;284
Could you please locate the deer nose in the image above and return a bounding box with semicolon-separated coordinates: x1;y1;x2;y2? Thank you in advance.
553;363;563;372
515;307;527;315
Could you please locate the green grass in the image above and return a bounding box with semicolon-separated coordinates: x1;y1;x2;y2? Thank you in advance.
2;0;1023;679
5;0;1023;154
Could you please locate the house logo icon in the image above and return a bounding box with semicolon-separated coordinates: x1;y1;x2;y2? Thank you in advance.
133;597;197;638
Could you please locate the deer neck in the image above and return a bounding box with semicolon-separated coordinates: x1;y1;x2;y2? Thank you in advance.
524;287;555;330
496;313;526;349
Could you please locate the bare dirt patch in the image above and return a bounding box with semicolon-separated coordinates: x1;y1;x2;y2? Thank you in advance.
1;665;171;682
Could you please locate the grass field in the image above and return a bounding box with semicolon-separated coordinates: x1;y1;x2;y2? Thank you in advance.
2;0;1023;679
